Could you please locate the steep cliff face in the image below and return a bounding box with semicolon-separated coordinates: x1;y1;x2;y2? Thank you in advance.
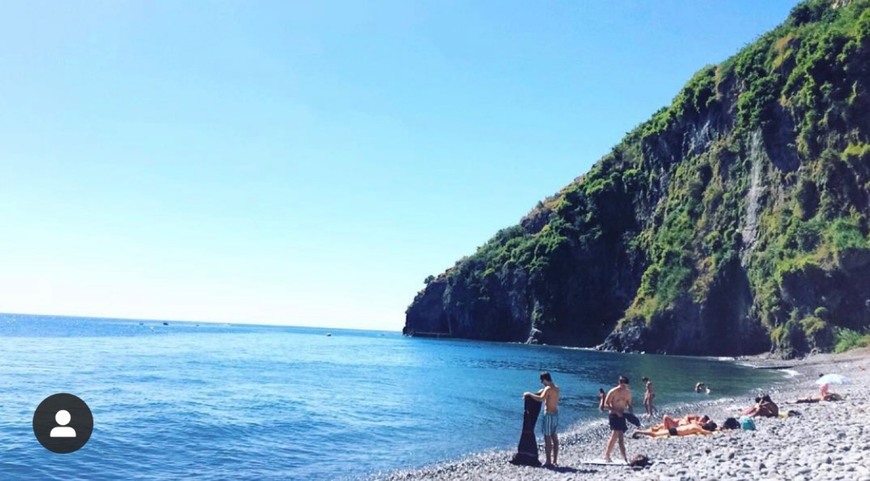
406;0;870;357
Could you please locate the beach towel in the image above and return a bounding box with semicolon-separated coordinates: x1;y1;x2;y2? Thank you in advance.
581;459;628;466
509;396;542;467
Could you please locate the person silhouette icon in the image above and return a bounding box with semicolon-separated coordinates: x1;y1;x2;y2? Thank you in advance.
50;410;76;438
34;393;93;453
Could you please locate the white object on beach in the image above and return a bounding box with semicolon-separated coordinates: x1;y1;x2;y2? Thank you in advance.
581;459;627;465
816;374;851;385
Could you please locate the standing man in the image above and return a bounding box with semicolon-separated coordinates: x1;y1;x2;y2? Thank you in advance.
603;375;632;464
524;372;560;467
642;376;655;417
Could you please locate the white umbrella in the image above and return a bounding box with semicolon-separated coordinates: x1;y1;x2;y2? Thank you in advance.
816;373;851;386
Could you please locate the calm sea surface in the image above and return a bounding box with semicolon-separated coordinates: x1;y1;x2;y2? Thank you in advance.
0;314;784;480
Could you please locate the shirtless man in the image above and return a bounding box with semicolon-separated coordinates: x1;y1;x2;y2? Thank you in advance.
524;371;560;467
603;375;632;464
642;377;655;417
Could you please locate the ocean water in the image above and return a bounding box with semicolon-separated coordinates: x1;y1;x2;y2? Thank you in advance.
0;314;784;480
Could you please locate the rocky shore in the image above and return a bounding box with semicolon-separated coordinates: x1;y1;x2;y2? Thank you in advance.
375;348;870;481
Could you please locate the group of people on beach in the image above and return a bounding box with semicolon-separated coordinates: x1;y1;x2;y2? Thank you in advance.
519;370;819;468
523;372;640;466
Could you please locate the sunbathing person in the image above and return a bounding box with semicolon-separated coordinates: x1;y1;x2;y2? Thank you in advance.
811;380;843;401
743;395;779;417
660;414;709;430
796;392;843;403
645;414;709;433
632;421;717;438
740;397;762;415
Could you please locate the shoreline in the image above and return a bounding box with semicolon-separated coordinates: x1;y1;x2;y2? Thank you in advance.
374;348;870;481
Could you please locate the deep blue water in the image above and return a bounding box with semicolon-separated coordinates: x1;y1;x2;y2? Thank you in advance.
0;314;784;480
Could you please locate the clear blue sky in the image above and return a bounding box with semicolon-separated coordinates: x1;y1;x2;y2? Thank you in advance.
0;1;798;331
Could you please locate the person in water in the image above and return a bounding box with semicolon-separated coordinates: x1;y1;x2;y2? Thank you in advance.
603;375;632;464
524;371;560;467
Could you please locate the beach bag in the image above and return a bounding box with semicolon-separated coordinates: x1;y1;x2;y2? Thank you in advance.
722;417;740;430
629;455;650;467
739;416;756;431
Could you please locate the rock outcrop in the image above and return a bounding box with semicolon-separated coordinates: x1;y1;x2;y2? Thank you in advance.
406;0;870;357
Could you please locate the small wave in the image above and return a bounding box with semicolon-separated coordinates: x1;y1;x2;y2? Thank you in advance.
778;368;800;378
734;361;760;368
553;345;598;352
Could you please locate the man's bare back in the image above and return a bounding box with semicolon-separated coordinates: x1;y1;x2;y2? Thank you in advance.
540;385;560;413
526;384;560;412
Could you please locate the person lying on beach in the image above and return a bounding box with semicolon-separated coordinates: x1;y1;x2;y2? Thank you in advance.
660;414;710;430
742;395;779;417
632;421;718;439
795;392;844;403
811;380;844;401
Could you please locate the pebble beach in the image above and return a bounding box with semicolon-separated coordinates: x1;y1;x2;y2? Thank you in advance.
376;348;870;481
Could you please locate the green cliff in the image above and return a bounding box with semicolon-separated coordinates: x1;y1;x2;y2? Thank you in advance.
404;0;870;357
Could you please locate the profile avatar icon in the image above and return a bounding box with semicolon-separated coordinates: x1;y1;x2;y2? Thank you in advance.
33;393;93;453
50;410;77;438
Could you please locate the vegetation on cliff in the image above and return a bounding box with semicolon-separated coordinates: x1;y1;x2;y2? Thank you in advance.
405;0;870;357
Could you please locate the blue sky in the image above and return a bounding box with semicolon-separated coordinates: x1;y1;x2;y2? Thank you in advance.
0;1;798;331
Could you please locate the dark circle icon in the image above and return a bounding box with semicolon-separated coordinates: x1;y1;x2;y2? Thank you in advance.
33;393;94;453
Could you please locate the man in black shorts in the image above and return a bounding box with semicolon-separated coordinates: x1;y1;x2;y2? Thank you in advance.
603;375;632;464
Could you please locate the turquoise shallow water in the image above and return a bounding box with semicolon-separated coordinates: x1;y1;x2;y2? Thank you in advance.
0;314;784;480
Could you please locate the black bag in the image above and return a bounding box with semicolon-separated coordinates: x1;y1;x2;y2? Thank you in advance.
722;417;741;430
509;396;542;467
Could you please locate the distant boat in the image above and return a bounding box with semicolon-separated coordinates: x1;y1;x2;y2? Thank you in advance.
163;322;169;326
326;333;332;337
